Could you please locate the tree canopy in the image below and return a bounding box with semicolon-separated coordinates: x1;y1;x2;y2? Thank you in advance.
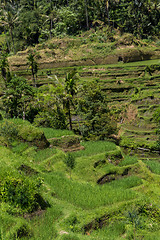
0;0;159;52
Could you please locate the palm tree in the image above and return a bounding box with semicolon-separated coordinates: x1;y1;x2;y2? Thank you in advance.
0;0;20;53
84;0;89;30
0;51;10;87
64;70;78;130
27;52;38;87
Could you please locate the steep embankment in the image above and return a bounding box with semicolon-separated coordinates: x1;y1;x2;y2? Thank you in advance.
8;33;160;71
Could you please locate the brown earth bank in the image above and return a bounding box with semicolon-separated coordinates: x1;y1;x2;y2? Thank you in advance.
8;47;160;71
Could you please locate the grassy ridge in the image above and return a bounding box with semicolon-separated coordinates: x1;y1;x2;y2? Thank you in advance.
0;124;160;239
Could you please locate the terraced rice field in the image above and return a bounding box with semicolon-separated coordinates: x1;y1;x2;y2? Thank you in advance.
0;57;160;238
12;59;160;159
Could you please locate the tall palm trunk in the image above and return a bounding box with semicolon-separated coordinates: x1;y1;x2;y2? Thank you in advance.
84;0;89;30
105;0;109;24
68;100;72;130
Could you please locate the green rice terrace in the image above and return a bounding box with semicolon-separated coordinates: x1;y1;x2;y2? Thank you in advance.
0;52;160;239
7;58;160;155
0;0;160;238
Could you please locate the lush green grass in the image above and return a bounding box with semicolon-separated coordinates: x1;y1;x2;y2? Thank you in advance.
1;57;160;239
34;148;57;162
144;160;160;175
119;155;138;166
144;232;160;240
108;176;142;189
0;133;160;240
44;172;138;209
72;141;116;158
29;207;62;240
12;142;30;154
40;127;75;139
91;221;125;240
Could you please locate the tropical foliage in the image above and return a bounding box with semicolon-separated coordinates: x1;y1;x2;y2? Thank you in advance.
0;0;159;52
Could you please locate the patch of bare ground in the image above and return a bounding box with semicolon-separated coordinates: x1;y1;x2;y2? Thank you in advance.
23;209;46;220
83;67;106;72
117;44;135;50
59;230;69;235
124;104;138;123
48;135;84;152
49;143;85;152
62;145;85;152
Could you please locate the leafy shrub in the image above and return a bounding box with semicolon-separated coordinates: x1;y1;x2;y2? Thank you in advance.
64;214;79;232
18;124;44;142
155;40;160;47
14;223;32;239
2;76;34;119
120;137;137;149
0;119;49;149
55;7;79;35
65;214;79;226
0;175;43;213
78;82;117;140
33;111;66;129
0;120;18;142
64;153;76;178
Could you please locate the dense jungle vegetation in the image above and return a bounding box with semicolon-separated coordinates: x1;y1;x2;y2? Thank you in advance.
0;0;160;53
0;0;160;239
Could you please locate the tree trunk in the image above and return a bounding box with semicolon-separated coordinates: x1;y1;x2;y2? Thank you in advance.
23;110;25;120
68;101;72;130
10;26;15;53
84;0;89;30
32;69;36;87
50;17;53;39
104;0;109;24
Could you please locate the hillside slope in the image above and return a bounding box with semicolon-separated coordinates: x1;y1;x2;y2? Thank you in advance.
0;120;160;239
8;33;160;71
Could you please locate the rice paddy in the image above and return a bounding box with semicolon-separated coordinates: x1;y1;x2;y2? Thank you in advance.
0;57;160;239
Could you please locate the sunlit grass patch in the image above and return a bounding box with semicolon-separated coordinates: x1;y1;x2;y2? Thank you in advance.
29;207;62;240
72;141;116;158
44;172;138;209
39;149;66;172
91;221;125;240
73;153;107;182
144;160;160;175
12;142;29;154
0;212;32;240
108;176;143;189
40;127;75;139
119;155;138;166
144;232;160;240
34;148;57;162
0;146;23;168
